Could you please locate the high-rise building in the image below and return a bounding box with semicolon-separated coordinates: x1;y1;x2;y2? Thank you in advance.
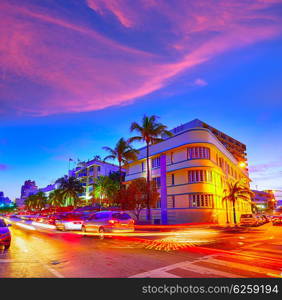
17;180;38;207
125;119;251;225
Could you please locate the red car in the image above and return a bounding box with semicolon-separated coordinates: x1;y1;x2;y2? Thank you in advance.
272;215;282;225
0;219;11;250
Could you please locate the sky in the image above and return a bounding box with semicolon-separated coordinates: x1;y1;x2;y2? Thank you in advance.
0;0;282;200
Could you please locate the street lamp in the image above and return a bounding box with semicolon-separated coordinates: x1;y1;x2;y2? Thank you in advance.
239;161;246;168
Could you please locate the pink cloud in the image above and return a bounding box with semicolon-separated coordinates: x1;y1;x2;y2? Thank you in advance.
0;0;281;115
193;78;208;86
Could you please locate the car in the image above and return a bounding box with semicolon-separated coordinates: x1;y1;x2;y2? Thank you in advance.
240;213;260;226
272;215;282;226
0;219;12;250
82;211;135;233
55;213;86;231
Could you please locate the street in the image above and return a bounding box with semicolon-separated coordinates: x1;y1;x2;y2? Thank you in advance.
0;221;281;278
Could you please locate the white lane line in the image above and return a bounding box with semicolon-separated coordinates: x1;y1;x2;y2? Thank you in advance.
129;255;212;278
130;270;180;278
204;257;281;277
181;263;245;278
42;264;65;278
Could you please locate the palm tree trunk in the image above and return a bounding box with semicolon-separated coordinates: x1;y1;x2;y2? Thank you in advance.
233;199;237;225
146;142;151;222
119;160;122;188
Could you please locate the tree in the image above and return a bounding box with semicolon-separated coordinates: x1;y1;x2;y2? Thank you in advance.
116;178;159;221
25;192;47;211
129;115;173;221
91;176;119;208
48;189;63;209
57;176;84;207
103;138;139;187
223;180;254;226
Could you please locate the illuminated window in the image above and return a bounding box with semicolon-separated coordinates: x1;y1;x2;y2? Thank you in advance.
189;194;213;208
188;170;213;183
187;147;210;160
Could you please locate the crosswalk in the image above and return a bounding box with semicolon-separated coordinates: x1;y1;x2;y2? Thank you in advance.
129;252;282;278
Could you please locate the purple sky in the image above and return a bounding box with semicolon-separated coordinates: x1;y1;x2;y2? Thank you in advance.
0;0;282;199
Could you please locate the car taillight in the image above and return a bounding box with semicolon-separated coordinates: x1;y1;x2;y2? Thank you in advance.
72;221;82;224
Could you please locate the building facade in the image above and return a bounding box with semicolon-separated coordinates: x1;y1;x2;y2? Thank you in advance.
0;191;13;207
125;120;252;225
70;158;121;204
251;190;275;213
17;180;38;207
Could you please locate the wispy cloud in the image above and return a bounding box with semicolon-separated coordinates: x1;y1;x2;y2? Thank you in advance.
0;0;281;115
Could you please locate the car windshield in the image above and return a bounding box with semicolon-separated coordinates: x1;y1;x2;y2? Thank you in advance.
0;219;7;227
241;214;253;218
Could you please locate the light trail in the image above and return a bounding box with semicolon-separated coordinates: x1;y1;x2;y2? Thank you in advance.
15;222;36;231
31;221;56;229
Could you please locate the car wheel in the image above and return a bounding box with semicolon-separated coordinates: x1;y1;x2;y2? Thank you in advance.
98;226;105;233
4;243;10;250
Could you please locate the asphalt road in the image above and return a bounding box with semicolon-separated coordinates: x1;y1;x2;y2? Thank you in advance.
0;222;281;278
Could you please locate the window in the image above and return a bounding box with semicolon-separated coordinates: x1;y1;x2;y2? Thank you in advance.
189;194;213;208
188;170;213;183
171;174;175;185
141;162;145;172
153;177;161;188
97;166;101;172
187;147;210;160
152;156;161;168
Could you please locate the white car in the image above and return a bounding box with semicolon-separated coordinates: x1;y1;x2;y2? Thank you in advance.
55;214;85;231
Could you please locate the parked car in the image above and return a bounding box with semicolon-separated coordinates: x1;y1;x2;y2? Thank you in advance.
82;211;135;233
55;214;86;231
240;214;260;226
272;215;282;226
0;219;12;250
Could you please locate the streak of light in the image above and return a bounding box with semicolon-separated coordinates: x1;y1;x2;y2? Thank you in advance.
15;222;36;231
31;221;56;229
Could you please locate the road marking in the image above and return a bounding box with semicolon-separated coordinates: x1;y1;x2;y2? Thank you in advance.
206;257;281;277
42;264;65;278
181;263;245;278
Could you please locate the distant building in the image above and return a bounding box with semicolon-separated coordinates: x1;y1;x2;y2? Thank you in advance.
18;180;38;207
125;119;251;225
0;191;12;207
273;190;282;213
251;190;275;213
39;182;60;198
71;158;121;204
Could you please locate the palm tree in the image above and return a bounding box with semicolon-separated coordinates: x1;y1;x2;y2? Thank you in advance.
34;192;47;210
48;189;63;210
25;194;36;211
129;115;173;221
57;176;84;207
91;176;119;209
103;138;139;186
223;180;254;226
